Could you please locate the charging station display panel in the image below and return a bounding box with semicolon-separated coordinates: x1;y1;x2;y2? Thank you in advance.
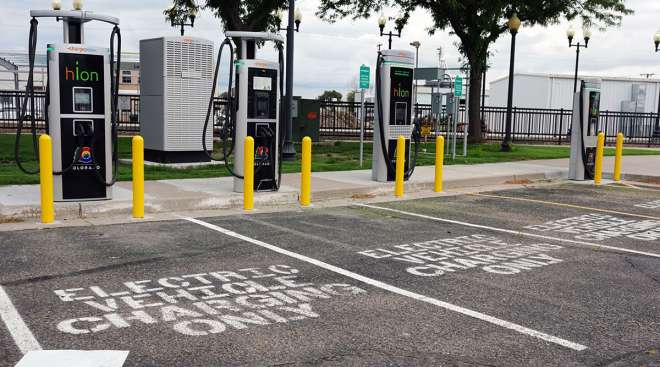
389;67;413;126
247;67;278;191
248;69;277;119
58;53;105;114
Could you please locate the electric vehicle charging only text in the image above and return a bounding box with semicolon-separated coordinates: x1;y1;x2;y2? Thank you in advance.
203;32;285;193
569;78;602;181
373;49;421;182
15;6;121;201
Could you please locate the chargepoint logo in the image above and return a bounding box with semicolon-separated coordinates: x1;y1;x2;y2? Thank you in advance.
64;60;100;82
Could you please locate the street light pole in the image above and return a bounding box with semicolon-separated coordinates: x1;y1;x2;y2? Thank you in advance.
282;6;302;161
501;13;521;152
654;30;660;136
567;25;591;93
165;4;197;36
378;15;403;50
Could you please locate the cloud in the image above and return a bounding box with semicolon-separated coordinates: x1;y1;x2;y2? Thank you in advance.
2;0;658;98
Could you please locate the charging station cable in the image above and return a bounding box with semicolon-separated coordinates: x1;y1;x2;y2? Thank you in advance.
203;38;235;162
15;18;84;176
91;25;121;186
14;18;40;175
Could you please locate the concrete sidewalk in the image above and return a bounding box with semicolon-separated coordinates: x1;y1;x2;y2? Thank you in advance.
0;155;657;222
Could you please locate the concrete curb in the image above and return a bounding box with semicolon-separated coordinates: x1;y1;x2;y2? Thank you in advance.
0;168;566;223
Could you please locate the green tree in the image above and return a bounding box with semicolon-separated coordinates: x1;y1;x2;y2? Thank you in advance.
319;90;343;101
164;0;287;58
317;0;632;143
346;90;356;103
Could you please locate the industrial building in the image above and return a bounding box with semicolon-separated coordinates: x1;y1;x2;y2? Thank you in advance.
489;73;660;113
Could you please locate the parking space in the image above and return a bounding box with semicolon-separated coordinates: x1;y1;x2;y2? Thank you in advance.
1;182;659;366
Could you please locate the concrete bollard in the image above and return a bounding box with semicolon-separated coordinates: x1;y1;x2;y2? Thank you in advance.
244;136;254;211
300;136;312;206
435;136;444;192
39;134;54;224
613;133;623;182
594;132;605;185
132;135;144;219
395;136;405;197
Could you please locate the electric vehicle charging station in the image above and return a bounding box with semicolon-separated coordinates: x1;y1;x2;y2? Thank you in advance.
15;6;121;201
202;32;285;193
373;49;420;182
569;78;602;181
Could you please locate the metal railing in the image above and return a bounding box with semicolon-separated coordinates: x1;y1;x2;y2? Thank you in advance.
1;90;658;146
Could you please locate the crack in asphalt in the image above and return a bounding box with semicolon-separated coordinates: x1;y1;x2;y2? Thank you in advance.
624;257;660;286
595;345;660;366
0;241;244;287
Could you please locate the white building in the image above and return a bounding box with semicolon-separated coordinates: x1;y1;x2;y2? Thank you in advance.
489;73;660;113
0;51;140;92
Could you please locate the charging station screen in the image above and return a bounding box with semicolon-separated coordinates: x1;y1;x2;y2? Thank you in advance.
394;102;408;125
255;91;270;118
73;88;93;112
253;76;272;91
389;67;413;126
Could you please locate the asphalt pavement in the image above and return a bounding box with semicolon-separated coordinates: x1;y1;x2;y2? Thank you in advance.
1;182;659;366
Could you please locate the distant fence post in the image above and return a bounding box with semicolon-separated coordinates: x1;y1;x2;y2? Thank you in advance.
557;108;564;145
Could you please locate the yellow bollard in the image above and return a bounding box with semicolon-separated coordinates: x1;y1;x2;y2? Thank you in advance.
300;136;312;206
594;132;605;185
434;136;444;192
39;134;54;224
244;136;254;211
613;133;623;182
395;135;405;197
132;135;144;218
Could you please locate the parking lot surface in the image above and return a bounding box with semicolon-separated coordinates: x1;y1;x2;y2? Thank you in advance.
1;182;659;366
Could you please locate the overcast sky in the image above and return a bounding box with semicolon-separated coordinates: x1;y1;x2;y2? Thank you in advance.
2;0;659;98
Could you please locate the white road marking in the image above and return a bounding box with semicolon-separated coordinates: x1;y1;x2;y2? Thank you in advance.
182;216;588;351
0;285;42;354
355;203;660;259
15;350;129;367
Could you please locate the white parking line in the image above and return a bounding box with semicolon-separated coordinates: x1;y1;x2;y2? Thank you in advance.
0;286;41;354
354;203;660;259
182;216;588;351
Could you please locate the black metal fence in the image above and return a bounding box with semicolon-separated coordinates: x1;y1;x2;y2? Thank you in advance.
0;90;229;134
1;90;658;146
319;101;659;146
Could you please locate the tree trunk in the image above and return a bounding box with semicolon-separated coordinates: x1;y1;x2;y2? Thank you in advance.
467;66;483;144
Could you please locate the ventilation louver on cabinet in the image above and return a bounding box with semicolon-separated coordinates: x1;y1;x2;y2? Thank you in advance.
163;39;214;151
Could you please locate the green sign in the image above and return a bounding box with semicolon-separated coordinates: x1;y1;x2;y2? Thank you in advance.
454;75;463;97
359;65;370;89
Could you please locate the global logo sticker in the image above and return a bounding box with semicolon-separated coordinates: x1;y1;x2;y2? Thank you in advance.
79;147;93;164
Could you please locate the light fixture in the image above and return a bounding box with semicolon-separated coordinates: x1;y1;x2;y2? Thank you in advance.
52;0;62;10
583;26;592;46
294;8;302;31
378;14;386;35
190;7;197;26
508;13;521;33
395;17;403;36
72;0;83;11
654;30;660;52
566;25;576;46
